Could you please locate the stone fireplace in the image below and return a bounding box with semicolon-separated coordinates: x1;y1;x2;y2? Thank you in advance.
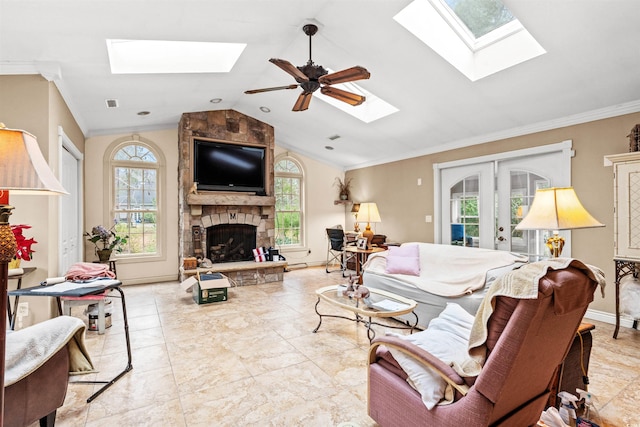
178;110;285;285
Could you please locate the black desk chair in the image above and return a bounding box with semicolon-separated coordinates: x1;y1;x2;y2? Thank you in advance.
325;228;355;276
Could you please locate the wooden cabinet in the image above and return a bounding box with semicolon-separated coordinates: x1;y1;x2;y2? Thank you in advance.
606;152;640;259
605;152;640;338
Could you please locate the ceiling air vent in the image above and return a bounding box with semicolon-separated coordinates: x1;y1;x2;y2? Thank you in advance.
105;99;119;108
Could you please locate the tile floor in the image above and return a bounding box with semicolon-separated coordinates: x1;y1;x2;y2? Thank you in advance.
43;266;639;426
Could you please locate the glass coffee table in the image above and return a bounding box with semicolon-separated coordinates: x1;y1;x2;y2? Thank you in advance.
313;285;419;342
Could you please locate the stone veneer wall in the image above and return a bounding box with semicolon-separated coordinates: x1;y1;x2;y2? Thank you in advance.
178;110;276;276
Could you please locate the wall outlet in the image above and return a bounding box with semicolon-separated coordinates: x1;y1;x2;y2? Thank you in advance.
425;215;432;223
17;302;29;317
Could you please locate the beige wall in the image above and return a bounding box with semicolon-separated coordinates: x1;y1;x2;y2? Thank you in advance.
274;146;347;267
85;129;180;284
346;111;640;319
0;75;84;326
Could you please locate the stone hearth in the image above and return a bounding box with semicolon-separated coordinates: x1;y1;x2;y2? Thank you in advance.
178;110;285;285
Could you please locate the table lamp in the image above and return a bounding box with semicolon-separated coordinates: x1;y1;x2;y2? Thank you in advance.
0;124;67;423
515;187;604;257
351;203;360;232
358;202;381;248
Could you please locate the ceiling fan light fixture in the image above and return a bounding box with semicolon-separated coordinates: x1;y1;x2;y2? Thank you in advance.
245;24;371;112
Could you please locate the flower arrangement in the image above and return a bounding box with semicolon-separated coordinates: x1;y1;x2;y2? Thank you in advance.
335;177;353;200
11;224;37;261
85;225;128;252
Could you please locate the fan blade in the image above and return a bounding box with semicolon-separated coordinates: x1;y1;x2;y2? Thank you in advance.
292;92;313;111
320;86;365;106
318;66;370;85
245;84;299;94
270;58;309;83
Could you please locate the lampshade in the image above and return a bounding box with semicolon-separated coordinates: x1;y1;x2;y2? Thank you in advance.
515;187;603;258
0;125;67;422
515;187;604;231
358;202;381;224
0;126;68;197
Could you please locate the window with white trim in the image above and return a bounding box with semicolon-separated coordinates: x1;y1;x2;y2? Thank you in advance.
274;156;304;247
111;142;160;255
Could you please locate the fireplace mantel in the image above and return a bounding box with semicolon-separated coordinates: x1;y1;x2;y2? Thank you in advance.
187;193;275;207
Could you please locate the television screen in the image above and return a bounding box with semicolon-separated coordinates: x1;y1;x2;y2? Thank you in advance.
194;139;266;194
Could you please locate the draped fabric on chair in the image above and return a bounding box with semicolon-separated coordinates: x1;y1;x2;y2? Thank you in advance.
368;262;600;427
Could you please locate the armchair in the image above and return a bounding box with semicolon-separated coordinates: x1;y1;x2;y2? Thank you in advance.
4;316;94;427
368;260;601;427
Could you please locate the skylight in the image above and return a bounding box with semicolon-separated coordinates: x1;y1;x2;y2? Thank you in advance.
106;39;246;74
315;73;399;123
443;0;515;40
394;0;545;81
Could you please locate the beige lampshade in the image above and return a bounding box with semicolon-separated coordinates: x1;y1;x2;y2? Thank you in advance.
515;187;604;231
358;202;381;224
0;126;68;196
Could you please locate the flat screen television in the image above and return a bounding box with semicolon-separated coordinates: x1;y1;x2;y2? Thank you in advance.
193;139;266;194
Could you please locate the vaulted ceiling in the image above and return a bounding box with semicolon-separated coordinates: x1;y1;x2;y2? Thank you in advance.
2;0;639;170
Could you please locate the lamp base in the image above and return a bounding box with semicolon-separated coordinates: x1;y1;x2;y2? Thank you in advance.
546;232;565;258
363;224;373;249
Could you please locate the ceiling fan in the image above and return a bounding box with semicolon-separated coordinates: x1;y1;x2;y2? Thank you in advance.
245;24;371;111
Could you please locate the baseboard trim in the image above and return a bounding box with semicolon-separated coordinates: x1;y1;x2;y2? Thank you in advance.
121;274;178;285
584;308;636;328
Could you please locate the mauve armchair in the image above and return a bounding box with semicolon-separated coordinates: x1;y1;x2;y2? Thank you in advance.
4;316;93;427
368;263;600;427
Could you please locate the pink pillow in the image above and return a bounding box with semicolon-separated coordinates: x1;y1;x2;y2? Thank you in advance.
388;244;419;258
385;244;421;276
385;256;420;275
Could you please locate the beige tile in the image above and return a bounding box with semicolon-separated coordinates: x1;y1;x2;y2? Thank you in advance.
48;267;640;426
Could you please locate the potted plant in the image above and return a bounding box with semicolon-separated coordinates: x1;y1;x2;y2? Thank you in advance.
335;177;353;200
85;225;128;262
10;224;37;268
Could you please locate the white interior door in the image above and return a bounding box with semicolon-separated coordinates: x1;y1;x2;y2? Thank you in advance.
495;152;569;258
436;142;572;257
440;162;494;248
58;127;83;275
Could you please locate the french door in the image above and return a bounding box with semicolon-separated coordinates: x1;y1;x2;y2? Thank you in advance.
436;142;572;259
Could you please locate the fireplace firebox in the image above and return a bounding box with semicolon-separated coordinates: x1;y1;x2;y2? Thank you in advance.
207;224;256;263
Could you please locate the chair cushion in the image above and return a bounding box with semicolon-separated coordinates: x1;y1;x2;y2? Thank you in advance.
387;303;475;409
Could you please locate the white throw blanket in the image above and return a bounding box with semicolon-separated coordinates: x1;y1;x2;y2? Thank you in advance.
364;243;527;297
465;258;606;374
5;316;95;386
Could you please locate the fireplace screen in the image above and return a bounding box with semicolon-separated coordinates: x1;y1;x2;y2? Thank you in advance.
207;224;256;263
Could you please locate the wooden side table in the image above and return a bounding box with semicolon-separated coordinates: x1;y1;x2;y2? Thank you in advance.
547;322;595;408
613;257;640;339
344;246;385;283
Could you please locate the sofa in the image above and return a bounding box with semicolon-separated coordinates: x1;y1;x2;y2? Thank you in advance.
362;242;528;328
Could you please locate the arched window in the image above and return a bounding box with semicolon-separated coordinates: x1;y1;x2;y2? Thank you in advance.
274;156;304;247
110;140;161;256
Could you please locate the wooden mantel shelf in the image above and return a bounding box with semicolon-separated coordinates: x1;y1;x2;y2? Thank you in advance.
187;193;275;207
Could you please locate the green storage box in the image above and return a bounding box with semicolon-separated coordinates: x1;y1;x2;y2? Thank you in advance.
193;272;230;304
